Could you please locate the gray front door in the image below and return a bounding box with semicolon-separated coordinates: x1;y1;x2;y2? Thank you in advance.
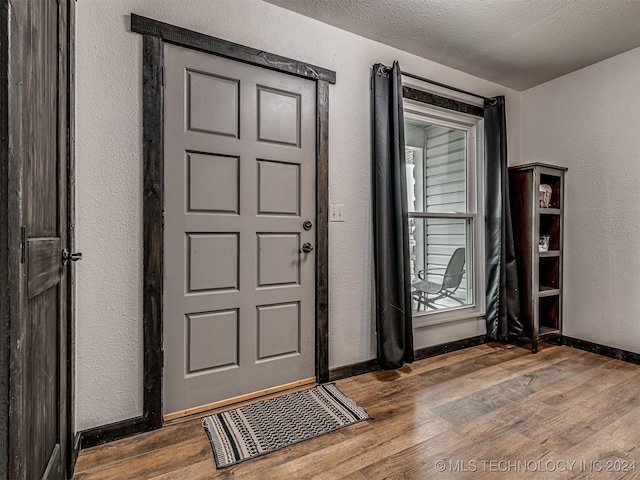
163;43;317;415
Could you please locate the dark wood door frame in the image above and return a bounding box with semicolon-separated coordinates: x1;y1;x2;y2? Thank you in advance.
115;14;335;440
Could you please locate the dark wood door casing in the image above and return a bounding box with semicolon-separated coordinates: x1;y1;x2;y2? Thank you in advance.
88;14;337;447
78;13;335;451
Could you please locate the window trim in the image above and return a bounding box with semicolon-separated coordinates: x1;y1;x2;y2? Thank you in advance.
404;99;486;328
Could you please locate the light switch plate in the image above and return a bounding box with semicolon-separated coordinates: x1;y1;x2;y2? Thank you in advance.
329;204;344;222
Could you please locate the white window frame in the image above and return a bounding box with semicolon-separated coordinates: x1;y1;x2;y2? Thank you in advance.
404;99;486;327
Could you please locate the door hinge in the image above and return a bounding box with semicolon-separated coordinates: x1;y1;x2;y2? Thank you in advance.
20;226;26;263
161;66;165;88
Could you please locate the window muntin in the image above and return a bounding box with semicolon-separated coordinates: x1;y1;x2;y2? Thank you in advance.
404;104;484;323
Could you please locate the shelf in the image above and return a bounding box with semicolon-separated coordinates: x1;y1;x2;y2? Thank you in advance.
539;208;561;215
540;174;562;209
539;295;560;331
539;250;560;258
538;326;560;338
539;256;560;291
539;215;560;250
538;288;560;297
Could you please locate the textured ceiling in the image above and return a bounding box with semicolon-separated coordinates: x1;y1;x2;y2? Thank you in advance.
264;0;640;90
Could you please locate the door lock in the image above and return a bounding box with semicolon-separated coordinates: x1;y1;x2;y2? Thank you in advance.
300;243;314;253
303;220;313;231
62;248;83;266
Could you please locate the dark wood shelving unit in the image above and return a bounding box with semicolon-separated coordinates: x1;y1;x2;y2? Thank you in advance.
509;163;567;353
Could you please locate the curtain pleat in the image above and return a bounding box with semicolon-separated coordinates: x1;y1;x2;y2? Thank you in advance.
484;96;524;340
372;62;414;369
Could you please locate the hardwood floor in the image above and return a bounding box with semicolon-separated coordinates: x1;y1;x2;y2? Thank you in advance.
73;343;640;479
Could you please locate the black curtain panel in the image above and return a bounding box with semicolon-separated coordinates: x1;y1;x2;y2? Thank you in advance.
484;96;524;340
371;62;414;369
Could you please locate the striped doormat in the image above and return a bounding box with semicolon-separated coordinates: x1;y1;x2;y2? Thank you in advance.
202;383;372;468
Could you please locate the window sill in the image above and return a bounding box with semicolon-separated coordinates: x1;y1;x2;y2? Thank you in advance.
412;308;486;328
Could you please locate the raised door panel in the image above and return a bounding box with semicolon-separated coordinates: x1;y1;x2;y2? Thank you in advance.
258;160;300;216
188;233;239;292
257;234;300;287
187;153;239;214
257;302;300;361
257;87;300;146
187;70;239;137
187;310;239;373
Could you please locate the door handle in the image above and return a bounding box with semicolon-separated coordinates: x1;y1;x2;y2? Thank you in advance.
62;248;83;265
300;243;314;253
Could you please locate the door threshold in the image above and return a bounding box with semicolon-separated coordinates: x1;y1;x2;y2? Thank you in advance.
163;377;317;425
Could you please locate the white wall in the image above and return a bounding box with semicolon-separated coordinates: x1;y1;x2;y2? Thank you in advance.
76;0;522;431
522;47;640;355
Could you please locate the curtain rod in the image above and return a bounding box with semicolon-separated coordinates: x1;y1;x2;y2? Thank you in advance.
401;71;494;103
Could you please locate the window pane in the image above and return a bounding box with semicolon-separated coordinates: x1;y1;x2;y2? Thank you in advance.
405;147;422;213
405;121;467;213
409;217;473;313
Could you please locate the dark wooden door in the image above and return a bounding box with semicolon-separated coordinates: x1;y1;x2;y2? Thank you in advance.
0;0;74;478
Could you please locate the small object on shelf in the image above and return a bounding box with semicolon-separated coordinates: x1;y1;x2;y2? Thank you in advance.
539;235;550;252
539;184;552;208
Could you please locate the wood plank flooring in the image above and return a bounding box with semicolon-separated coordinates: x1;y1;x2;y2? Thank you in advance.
73;343;640;479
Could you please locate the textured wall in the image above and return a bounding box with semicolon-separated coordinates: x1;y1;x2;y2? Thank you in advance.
522;47;640;354
76;0;522;431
